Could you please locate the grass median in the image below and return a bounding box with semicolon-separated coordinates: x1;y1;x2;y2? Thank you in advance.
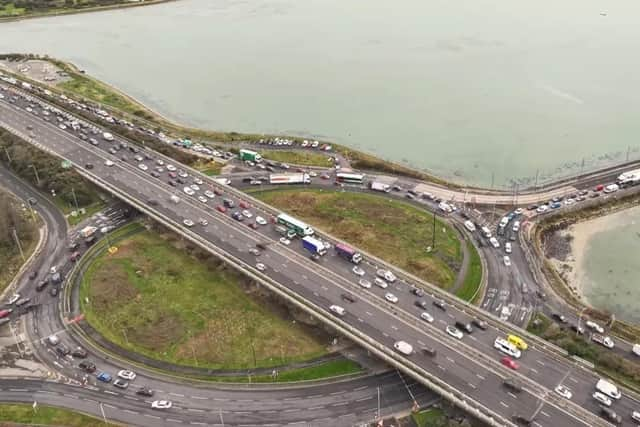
79;229;334;371
253;189;462;289
260;150;331;168
0;404;117;427
456;241;483;302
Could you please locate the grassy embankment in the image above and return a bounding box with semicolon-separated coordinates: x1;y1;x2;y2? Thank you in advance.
254;189;463;289
528;313;640;394
0;404;117;427
0;0;169;20
457;241;483;302
193;158;223;176
0;190;39;294
259;150;331;168
4;54;455;181
80;228;360;379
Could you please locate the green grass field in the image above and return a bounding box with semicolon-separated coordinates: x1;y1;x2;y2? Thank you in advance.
0;3;25;16
0;404;117;427
80;230;330;370
193;159;223;176
254;189;462;289
59;74;141;116
412;408;448;427
260;150;331;168
456;241;483;301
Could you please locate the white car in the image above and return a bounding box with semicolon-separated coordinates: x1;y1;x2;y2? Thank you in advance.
593;391;612;407
374;278;388;289
199;218;208;226
632;411;640;423
358;279;372;289
138;164;148;171
7;294;20;305
393;341;413;356
241;210;253;218
385;293;398;304
178;170;188;178
156;159;165;166
554;384;572;400
190;184;200;191
151;400;172;410
505;242;512;254
536;205;549;214
194;178;203;185
377;269;396;283
352;266;365;276
104;160;114;167
117;370;136;381
166;164;176;171
602;336;615;349
585;320;604;334
198;196;208;204
183;219;194;227
503;256;511;267
204;190;215;199
279;237;291;246
256;263;266;271
309;171;318;177
564;198;575;205
446;325;463;340
329;305;345;316
183;187;195;196
514;208;524;215
420;312;434;323
255;216;267;225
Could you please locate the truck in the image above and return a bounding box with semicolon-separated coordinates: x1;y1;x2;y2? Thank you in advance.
369;182;391;193
334;243;363;264
80;226;98;238
592;334;615;349
269;173;310;185
102;132;114;141
596;379;622;400
616;168;640;187
239;149;262;163
302;236;326;255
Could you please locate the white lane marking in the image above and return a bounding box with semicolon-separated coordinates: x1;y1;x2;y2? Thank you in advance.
529;368;538;374
499;401;509;408
541;411;550;417
187;408;204;413
167;419;183;423
104;390;118;395
308;406;324;410
145;414;161;419
508;392;518;399
170;392;185;397
356;396;374;402
391;325;398;331
569;377;578;384
332;402;349;407
536;360;545;366
330;390;345;395
468;383;476;389
191;396;208;400
365;311;373;316
446;357;455;364
9;389;28;392
124;409;138;415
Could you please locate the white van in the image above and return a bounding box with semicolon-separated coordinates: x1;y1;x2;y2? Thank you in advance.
494;337;521;359
464;220;476;233
170;195;180;204
489;237;500;249
596;378;621;400
481;226;492;238
394;341;413;356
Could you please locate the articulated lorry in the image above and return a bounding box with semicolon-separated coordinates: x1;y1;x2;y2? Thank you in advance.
302;236;327;256
334;242;362;264
239;149;262;163
369;182;390;192
269;173;310;185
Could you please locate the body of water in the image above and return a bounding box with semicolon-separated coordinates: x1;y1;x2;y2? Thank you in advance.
2;0;640;186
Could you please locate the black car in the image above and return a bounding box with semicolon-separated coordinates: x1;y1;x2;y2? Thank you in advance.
414;300;428;309
432;299;446;311
79;361;96;373
341;293;356;303
599;406;621;424
147;199;159;206
168;180;177;187
552;313;567;323
223;198;235;208
28;271;37;280
455;320;473;334
411;287;425;297
136;387;154;397
471;318;488;330
35;280;48;292
56;345;70;357
85;163;94;170
570;324;585;335
421;347;437;357
150;171;160;178
72;347;88;358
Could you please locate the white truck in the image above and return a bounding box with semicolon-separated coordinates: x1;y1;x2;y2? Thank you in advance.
596;379;621;400
369;182;391;192
102;132;114;141
269;173;310;185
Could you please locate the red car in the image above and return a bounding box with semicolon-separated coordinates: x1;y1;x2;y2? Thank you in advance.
239;201;250;209
216;205;227;213
501;356;519;370
213;188;224;196
320;174;330;180
70;252;80;262
0;309;12;319
594;184;604;192
295;167;304;173
168;172;177;178
248;222;258;230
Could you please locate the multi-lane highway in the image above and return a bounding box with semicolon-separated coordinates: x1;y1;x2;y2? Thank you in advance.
2;83;640;427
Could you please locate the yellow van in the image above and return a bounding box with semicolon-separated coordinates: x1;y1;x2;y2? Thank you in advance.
508;335;528;351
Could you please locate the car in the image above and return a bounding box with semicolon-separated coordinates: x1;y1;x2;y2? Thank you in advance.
7;294;20;305
199;218;208;226
223;198;235;208
147;199;159;206
138;163;148;171
97;372;112;383
455;320;473;334
352;266;365;276
216;205;227;213
241;210;253;218
358;279;371;289
632;411;640;423
47;335;59;345
329;305;345;316
593;391;612;407
0;309;12;319
150;171;160;178
198;196;208;203
178;170;188;178
554;384;572;400
552;313;567;323
585;320;604;334
310;253;321;261
168;180;177;187
341;293;356;303
194;177;203;185
256;263;266;271
415;300;428;309
151;400;172;410
377;269;396;283
183;187;195;196
385;293;398;304
501;356;519;370
113;379;129;389
279;237;291;245
420;312;434;323
503;378;523;393
505;242;512;254
471;318;488;330
136;387;154;397
503;256;511;267
255;216;267;225
190;184;200;191
536;205;549;214
249;248;261;256
411;287;425;297
118;370;136;381
374;277;388;289
433;299;446;311
514;208;524;215
446;325;463;340
15;298;30;307
85;163;94;170
79;361;96;373
166;164;176;172
183;219;195;227
204;190;215;199
214;188;224;196
72;347;88;358
239;201;250;209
